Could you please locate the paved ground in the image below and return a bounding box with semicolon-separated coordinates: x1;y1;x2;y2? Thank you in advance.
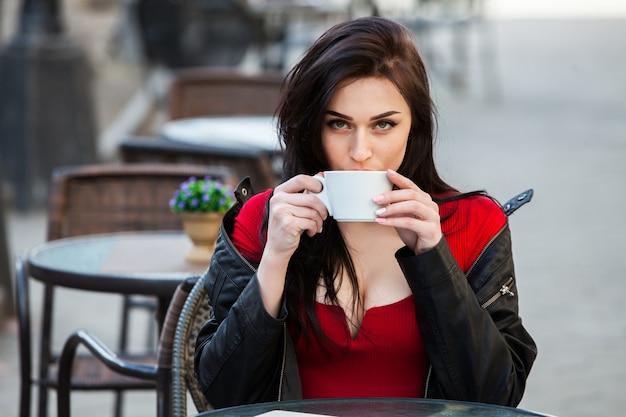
1;3;625;417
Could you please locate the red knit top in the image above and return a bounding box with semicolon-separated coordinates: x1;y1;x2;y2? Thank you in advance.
230;189;506;399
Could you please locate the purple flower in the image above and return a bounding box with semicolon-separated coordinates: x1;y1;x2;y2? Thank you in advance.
171;175;234;213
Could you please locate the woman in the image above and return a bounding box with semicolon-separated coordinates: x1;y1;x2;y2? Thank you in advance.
195;16;537;409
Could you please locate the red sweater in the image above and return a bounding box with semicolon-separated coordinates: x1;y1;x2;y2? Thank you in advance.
230;190;506;398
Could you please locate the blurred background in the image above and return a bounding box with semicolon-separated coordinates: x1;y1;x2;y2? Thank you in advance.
1;1;625;416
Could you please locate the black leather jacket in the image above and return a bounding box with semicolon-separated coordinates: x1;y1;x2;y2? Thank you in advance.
195;178;537;409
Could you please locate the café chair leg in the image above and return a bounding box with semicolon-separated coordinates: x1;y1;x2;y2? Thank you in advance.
57;329;157;417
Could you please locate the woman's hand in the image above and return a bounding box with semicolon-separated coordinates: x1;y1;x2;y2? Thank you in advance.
265;174;328;261
257;174;328;317
373;169;442;254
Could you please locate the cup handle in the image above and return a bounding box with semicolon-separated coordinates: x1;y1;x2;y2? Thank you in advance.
309;175;332;217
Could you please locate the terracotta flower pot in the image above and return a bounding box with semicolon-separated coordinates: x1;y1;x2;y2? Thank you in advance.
181;212;222;263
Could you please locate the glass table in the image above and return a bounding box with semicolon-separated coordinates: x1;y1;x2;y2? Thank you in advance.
28;231;207;298
191;398;555;417
25;231;210;416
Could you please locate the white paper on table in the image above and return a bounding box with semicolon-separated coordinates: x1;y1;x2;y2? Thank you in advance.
254;410;337;417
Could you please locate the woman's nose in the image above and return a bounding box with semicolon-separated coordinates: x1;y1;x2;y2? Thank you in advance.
349;130;372;162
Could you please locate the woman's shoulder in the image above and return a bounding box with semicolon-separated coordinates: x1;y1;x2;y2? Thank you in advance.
437;192;507;272
438;191;505;222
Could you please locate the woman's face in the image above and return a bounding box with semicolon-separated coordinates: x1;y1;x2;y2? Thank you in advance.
322;76;412;172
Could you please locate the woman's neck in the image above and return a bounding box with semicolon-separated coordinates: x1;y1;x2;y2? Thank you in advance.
337;221;402;253
334;221;409;301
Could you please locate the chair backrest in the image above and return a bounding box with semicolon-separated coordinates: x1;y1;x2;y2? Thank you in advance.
46;163;232;241
167;68;284;120
152;275;198;417
171;273;213;416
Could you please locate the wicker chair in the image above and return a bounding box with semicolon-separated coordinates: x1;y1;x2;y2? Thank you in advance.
46;163;232;239
18;163;230;417
165;67;283;120
170;267;212;416
57;274;213;417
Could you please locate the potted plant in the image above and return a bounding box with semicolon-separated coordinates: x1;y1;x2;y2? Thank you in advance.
170;176;235;263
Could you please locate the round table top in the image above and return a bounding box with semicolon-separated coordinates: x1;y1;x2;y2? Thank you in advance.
161;116;281;152
27;231;208;297
193;398;554;417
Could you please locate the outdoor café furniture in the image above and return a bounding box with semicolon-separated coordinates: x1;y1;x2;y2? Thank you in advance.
166;68;284;120
119;134;281;191
164;115;283;184
120;68;283;190
17;162;230;417
18;232;208;417
162;116;281;152
191;397;556;417
56;274;213;417
120;116;283;190
133;0;350;70
135;0;284;69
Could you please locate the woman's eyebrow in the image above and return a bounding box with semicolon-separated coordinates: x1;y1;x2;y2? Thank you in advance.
325;110;352;120
370;111;400;120
325;110;401;120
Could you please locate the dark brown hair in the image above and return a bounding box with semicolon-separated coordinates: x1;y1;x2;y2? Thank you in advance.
274;16;456;344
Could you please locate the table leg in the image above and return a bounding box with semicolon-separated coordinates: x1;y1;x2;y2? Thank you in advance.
37;284;54;417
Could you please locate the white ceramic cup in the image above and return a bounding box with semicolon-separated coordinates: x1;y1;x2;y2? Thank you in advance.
311;171;391;222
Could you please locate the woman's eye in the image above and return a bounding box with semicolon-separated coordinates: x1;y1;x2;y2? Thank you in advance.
328;120;348;129
375;120;396;130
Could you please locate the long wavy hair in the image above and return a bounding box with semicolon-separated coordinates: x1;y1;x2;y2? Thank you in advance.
274;16;457;344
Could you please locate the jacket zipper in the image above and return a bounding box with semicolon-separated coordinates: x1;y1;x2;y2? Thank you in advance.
422;226;511;398
465;226;504;278
422;276;516;397
463;225;516;308
423;365;432;398
423;275;514;398
221;223;257;272
481;276;516;309
222;223;289;401
193;227;259;358
278;322;287;401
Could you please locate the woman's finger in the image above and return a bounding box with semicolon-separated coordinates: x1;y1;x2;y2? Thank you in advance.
274;174;324;195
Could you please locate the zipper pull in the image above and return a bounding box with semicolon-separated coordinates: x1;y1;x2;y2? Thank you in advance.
499;284;515;297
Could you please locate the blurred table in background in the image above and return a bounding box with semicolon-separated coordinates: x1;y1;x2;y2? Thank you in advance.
120;116;283;191
161;116;280;152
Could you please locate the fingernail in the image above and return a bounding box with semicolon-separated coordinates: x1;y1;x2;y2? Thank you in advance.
375;207;386;216
319;226;323;233
373;195;384;203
